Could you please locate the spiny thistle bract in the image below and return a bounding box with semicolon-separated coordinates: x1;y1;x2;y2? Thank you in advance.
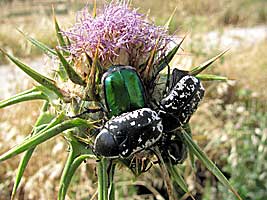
0;1;242;200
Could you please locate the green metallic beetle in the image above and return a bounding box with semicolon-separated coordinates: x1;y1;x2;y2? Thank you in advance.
102;65;147;118
92;66;164;158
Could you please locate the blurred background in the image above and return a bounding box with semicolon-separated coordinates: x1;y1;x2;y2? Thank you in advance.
0;0;267;199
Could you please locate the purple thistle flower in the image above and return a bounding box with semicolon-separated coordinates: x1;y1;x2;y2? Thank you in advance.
63;1;173;68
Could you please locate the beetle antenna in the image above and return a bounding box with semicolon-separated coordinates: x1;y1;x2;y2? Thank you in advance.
142;160;153;172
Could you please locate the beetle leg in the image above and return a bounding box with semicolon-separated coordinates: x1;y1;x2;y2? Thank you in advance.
141;157;145;171
149;148;162;164
143;161;153;172
98;102;109;114
70;107;103;118
152;159;160;165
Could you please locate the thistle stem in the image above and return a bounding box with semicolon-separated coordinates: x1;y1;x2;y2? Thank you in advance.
108;163;116;200
98;158;108;200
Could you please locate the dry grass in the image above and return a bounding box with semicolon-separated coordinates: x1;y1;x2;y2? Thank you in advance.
219;42;267;100
133;0;267;32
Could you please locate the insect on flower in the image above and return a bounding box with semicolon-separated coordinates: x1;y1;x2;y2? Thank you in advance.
94;108;163;158
102;65;146;117
159;69;205;132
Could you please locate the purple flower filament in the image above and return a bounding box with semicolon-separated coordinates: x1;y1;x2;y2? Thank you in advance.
63;1;172;68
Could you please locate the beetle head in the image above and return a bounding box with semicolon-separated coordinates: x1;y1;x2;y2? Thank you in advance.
94;129;120;158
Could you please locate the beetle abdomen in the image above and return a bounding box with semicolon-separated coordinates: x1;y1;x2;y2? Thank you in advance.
94;108;163;158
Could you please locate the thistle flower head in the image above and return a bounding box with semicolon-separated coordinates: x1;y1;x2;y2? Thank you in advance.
63;1;172;68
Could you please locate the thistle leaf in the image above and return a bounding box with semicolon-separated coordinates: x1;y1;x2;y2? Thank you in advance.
155;36;186;75
0;88;47;109
35;85;59;101
196;74;228;81
11;148;34;200
183;124;195;170
38;112;65;133
189;49;229;76
167;164;188;193
85;43;99;100
11;109;55;199
0;118;92;163
0;49;65;99
143;38;160;85
56;49;86;86
85;52;93;67
164;7;177;29
66;36;71;46
34;115;56;133
52;11;69;82
181;129;243;200
53;7;67;47
57;64;68;82
58;138;95;200
92;0;97;18
59;151;88;199
17;29;56;56
41;100;50;112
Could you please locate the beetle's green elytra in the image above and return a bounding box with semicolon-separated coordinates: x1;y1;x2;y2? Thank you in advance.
102;66;146;117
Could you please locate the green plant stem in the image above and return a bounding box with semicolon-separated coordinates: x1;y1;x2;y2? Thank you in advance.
98;161;103;200
0;88;47;109
98;158;108;200
108;163;116;200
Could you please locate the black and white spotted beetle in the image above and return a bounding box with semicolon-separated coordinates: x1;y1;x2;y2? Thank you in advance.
154;69;205;164
94;108;163;158
158;68;205;132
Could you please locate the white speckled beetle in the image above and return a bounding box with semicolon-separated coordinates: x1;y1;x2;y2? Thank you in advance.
159;69;205;132
94;108;163;158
